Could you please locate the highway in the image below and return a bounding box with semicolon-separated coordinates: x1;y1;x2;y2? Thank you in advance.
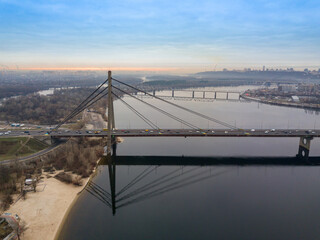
1;128;320;138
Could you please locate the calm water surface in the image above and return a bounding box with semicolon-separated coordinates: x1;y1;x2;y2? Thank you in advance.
58;85;320;240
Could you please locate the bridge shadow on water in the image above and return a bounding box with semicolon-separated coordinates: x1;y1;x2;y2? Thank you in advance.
84;155;320;216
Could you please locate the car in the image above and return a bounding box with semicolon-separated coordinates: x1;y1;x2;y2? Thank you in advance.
251;129;255;132
224;131;228;133
271;129;275;132
265;131;269;134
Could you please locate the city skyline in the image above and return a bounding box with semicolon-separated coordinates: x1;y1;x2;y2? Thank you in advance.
0;0;319;73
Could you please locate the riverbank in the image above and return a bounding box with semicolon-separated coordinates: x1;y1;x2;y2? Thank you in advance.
4;172;90;240
241;94;320;110
2;110;108;239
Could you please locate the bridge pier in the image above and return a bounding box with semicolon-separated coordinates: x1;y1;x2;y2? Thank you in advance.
112;136;117;156
192;91;194;98
203;92;205;98
153;90;156;97
226;92;229;100
172;90;174;97
214;92;216;99
296;136;312;159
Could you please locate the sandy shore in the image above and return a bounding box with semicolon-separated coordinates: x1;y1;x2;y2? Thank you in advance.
6;174;89;240
3;110;108;239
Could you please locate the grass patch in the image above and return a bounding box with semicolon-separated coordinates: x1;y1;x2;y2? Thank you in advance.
0;137;49;161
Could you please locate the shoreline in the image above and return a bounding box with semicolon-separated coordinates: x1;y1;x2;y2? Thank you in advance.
4;158;102;240
4;110;108;240
241;95;320;111
4;172;89;240
53;157;102;240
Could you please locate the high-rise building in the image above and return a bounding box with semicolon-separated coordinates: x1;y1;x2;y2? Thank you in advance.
263;66;265;71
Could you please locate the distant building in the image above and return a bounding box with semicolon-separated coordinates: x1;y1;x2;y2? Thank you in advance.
291;96;300;102
263;66;265;71
298;84;316;92
278;84;297;93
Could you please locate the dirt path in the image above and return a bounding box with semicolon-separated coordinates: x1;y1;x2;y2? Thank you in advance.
14;137;31;155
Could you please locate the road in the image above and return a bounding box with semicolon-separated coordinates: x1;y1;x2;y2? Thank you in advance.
1;128;320;138
0;143;62;165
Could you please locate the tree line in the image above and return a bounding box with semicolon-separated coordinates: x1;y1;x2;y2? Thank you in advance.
0;88;107;125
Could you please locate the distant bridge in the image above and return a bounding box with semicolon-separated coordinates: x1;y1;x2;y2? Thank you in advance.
134;89;242;101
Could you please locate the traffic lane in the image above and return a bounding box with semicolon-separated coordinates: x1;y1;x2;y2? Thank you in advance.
49;130;320;137
1;129;320;138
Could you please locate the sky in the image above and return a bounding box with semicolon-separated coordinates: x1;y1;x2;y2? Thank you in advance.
0;0;319;73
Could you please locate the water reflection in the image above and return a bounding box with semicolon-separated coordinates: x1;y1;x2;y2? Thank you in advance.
85;155;320;216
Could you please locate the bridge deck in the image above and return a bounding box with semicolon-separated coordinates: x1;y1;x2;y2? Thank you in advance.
1;129;318;138
52;129;320;138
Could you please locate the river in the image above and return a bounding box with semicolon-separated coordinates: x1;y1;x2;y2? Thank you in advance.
57;85;320;240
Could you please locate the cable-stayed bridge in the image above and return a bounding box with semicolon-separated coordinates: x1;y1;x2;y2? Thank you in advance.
0;71;318;159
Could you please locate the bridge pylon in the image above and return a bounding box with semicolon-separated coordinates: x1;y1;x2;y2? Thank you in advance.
107;71;116;156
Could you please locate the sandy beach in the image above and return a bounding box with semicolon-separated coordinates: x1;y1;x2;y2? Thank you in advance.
2;111;107;240
6;174;89;240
